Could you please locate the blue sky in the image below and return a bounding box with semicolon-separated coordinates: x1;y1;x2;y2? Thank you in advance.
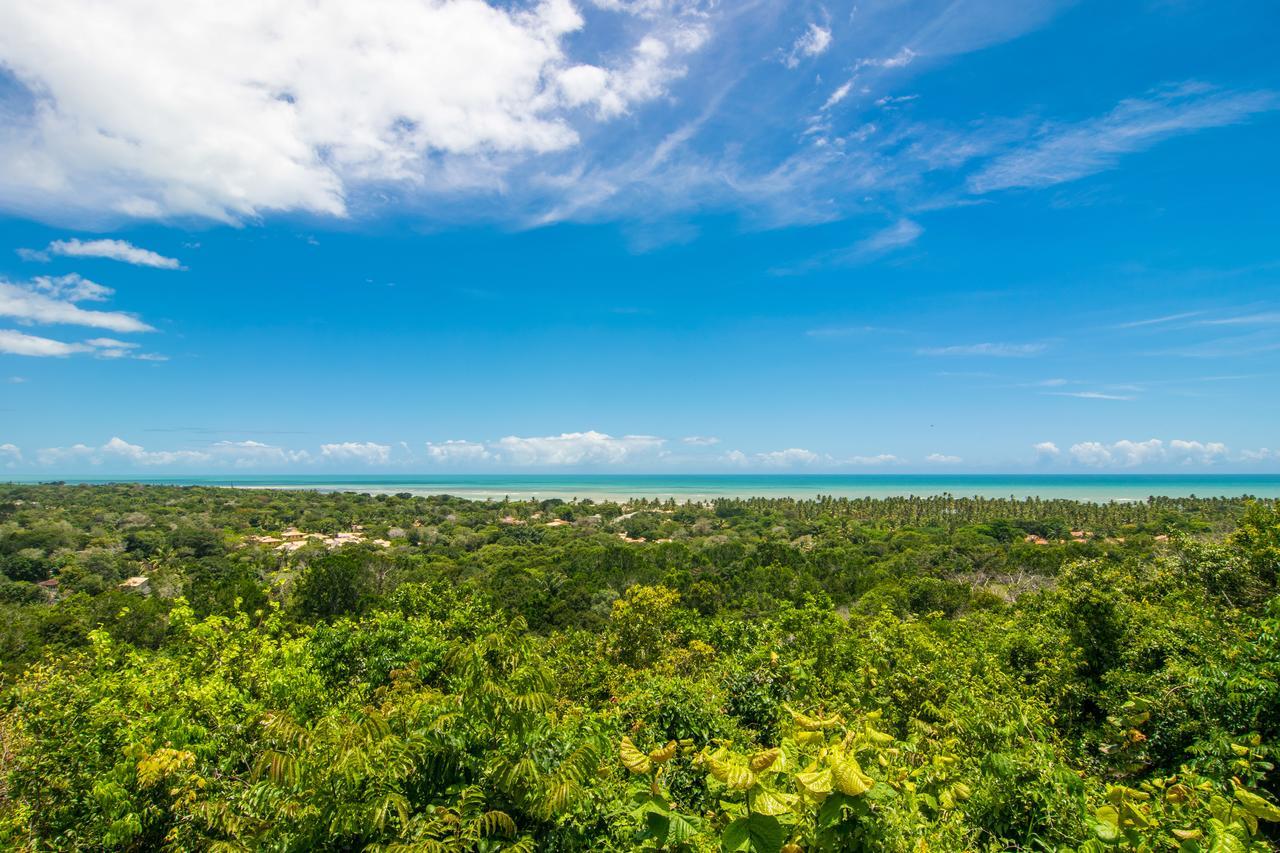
1;0;1278;473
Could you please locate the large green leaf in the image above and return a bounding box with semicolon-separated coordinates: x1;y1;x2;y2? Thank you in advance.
722;813;786;853
748;785;797;817
1234;785;1280;822
667;810;703;845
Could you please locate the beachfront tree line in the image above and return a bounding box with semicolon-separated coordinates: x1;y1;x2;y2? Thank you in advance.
0;483;1277;850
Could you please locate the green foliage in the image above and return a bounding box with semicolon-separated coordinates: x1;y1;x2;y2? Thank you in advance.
294;549;376;621
0;484;1277;851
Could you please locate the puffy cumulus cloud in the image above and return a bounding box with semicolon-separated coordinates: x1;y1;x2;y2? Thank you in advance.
320;442;392;464
847;453;900;466
37;436;211;467
1167;440;1230;465
1033;441;1061;456
756;448;821;467
0;277;153;333
425;440;494;463
210;440;312;467
494;430;664;465
0;0;706;223
558;32;703;119
0;443;22;466
924;453;962;464
1240;448;1276;462
21;239;182;269
1068;438;1230;468
28;437;317;469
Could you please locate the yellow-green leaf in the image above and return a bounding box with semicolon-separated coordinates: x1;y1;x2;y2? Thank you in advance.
620;736;652;775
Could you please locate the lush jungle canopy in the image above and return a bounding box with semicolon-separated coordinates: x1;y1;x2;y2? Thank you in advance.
0;483;1277;851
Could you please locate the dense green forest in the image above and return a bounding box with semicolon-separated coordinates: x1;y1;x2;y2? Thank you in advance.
0;483;1277;851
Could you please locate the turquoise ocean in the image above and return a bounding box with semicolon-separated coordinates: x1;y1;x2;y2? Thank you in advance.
19;474;1280;503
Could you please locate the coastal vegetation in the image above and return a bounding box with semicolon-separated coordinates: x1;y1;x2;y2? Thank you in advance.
0;483;1277;851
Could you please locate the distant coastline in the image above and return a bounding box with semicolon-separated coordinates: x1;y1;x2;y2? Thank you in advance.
7;474;1280;503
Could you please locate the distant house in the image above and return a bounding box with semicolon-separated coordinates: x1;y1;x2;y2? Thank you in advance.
545;519;571;527
119;576;152;595
37;577;60;601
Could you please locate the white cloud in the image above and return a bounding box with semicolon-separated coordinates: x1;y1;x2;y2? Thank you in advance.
852;219;922;257
320;441;392;464
681;435;720;445
0;278;153;332
1046;390;1133;401
821;81;854;110
924;453;962;464
23;238;182;269
0;0;705;223
30;273;113;301
211;440;311;467
969;83;1279;193
862;47;916;70
0;329;91;357
0;328;160;359
37;436;211;466
425;439;494;463
847;453;899;466
1168;439;1230;465
918;342;1046;357
0;443;22;466
1114;310;1205;329
756;448;820;467
1033;441;1061;456
494;430;664;465
1067;438;1230;468
722;449;748;465
784;24;832;68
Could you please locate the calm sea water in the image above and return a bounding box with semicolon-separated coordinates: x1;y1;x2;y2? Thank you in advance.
19;474;1280;503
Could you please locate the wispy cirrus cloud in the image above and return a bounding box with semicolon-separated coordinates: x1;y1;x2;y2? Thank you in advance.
1046;390;1133;401
917;342;1047;357
0;0;1121;234
852;219;923;257
772;219;922;274
782;23;832;68
968;83;1279;193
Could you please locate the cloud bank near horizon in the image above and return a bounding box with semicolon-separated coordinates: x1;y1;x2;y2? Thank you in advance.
2;431;1275;473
